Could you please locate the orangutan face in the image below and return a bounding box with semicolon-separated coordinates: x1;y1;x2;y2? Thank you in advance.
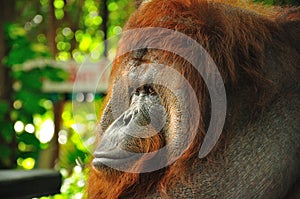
92;26;226;174
92;55;198;173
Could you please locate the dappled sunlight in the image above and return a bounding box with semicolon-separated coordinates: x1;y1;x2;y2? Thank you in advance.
36;119;55;144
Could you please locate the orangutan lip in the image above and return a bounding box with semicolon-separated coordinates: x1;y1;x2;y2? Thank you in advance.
93;155;136;164
92;152;141;169
93;150;134;160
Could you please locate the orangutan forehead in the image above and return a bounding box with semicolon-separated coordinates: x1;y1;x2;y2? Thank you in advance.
120;49;174;69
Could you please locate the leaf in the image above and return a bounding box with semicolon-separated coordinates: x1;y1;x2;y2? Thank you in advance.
6;43;35;66
31;43;49;54
0;145;12;158
0;122;14;142
15;110;34;124
14;90;47;115
18;132;40;146
0;101;9;120
19;72;43;90
23;101;47;115
6;24;27;40
44;66;69;82
18;151;39;160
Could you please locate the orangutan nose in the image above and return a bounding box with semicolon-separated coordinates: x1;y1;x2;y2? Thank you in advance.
123;107;150;127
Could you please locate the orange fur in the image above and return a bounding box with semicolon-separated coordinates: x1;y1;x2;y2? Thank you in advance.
88;1;299;198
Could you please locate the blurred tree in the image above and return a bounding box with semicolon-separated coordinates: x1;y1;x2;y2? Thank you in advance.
0;0;68;169
0;0;135;170
0;0;16;169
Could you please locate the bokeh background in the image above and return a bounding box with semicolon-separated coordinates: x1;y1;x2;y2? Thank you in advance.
0;0;299;198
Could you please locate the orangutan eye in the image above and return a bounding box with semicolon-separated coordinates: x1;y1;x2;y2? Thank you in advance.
132;85;156;96
135;87;141;95
145;85;156;95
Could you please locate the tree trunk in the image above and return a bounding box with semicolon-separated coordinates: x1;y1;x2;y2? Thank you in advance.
46;0;61;169
0;0;14;101
0;0;16;168
100;0;108;57
47;0;58;56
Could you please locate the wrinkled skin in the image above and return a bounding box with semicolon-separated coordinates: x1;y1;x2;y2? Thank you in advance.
88;0;300;198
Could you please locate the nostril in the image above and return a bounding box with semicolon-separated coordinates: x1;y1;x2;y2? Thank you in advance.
123;114;132;125
124;109;139;125
133;109;139;116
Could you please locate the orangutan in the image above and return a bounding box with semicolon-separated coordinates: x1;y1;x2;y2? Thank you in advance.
88;0;300;198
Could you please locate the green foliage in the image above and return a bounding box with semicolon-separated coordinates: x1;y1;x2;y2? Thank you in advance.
40;166;89;199
0;121;14;143
0;0;135;196
0;23;68;169
0;101;15;168
107;0;136;37
0;101;9;121
0;99;14;167
5;25;51;66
